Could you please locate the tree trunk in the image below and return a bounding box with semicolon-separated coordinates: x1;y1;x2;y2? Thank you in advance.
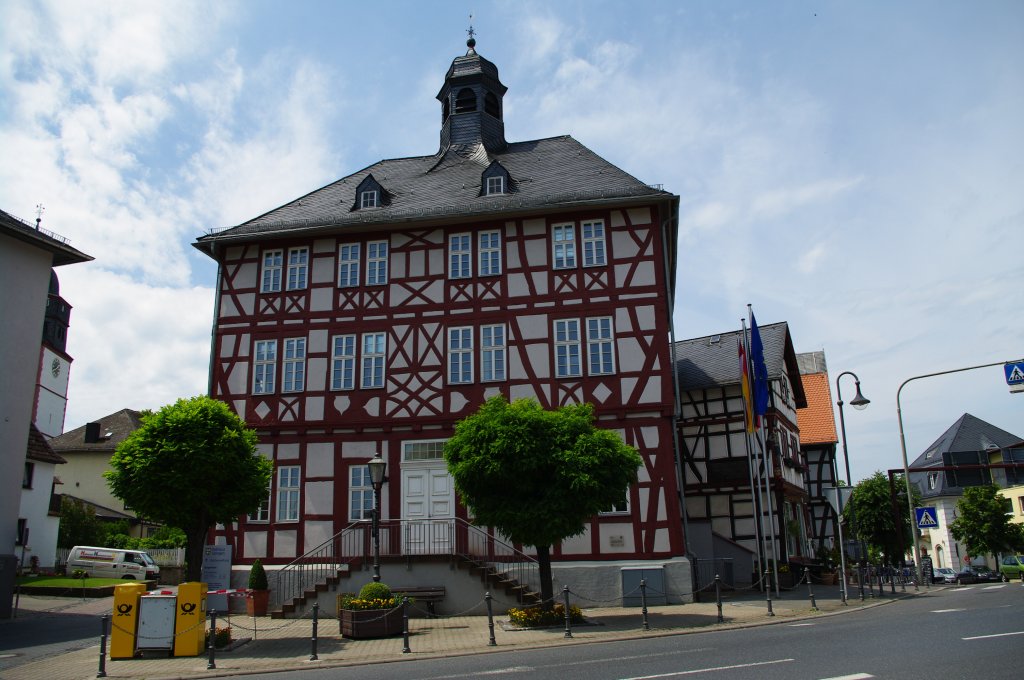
537;544;554;610
184;525;209;582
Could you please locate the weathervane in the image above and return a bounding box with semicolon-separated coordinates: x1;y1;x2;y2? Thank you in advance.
467;13;476;51
35;203;45;229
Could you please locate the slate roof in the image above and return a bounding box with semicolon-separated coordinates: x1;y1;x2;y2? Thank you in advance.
673;321;807;408
194;135;675;247
50;409;143;453
0;208;92;266
909;413;1024;498
26;423;66;465
61;494;135;521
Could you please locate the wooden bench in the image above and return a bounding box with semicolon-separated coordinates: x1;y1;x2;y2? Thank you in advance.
392;586;446;616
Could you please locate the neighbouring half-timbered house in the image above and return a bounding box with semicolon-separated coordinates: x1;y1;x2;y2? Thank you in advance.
795;351;840;563
193;39;686;613
675;323;810;586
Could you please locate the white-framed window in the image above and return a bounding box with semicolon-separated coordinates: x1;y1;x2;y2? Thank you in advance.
360;190;379;209
449;234;472;279
338;244;361;287
361;332;386;388
554;319;581;378
349;465;374;521
23;462;34;489
286;247;308;290
448;327;473;384
481;324;506;382
367;240;388;285
282;338;306;392
261;249;283;293
587;317;615;375
331;334;356;390
582;220;606;267
253;339;277;394
600;487;631;515
276;466;300;522
485;175;505;195
403;440;445;461
552;223;576;269
479;230;501;276
248;482;271;522
928;473;938;490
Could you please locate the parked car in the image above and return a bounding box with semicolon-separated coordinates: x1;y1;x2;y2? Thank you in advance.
951;568;978;585
999;555;1024;582
932;567;957;584
967;565;999;582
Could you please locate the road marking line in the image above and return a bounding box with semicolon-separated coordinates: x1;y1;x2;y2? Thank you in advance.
982;585;1005;590
931;608;966;613
620;658;793;679
962;631;1024;640
818;674;874;680
789;623;816;626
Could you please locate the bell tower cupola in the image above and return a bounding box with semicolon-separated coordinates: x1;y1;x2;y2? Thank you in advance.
436;31;508;154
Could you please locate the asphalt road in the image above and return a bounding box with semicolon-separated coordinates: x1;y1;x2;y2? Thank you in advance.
238;582;1024;680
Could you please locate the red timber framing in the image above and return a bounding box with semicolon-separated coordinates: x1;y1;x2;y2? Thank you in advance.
206;205;684;565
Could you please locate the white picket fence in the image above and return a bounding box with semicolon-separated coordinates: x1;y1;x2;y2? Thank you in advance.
55;547;185;567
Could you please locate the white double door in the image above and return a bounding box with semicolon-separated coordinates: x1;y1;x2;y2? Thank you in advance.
401;464;454;554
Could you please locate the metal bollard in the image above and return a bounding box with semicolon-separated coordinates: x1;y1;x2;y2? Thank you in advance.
715;574;723;623
309;602;319;661
207;610;217;670
764;569;774;617
640;578;650;631
402;597;411;653
485;592;497;646
804;568;818;611
890;571;896;594
97;614;108;678
562;586;573;639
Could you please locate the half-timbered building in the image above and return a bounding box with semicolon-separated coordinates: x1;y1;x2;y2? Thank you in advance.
795;351;840;563
675;323;810;585
194;39;686;612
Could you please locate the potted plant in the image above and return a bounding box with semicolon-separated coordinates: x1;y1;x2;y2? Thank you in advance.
338;582;403;638
246;559;270;616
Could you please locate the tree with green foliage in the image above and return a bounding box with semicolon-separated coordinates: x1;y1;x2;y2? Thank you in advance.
58;496;105;548
444;397;643;607
849;471;921;565
105;396;272;581
949;485;1019;564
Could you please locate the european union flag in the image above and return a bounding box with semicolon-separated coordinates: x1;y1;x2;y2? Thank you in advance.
749;311;769;423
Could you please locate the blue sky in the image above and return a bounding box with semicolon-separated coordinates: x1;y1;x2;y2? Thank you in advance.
2;0;1021;483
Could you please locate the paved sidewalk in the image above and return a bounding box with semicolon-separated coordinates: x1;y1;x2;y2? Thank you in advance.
3;582;924;680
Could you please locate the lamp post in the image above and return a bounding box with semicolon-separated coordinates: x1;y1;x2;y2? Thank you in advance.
367;453;388;582
836;371;870;601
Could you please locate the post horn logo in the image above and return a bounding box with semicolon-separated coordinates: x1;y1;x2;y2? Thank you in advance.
180;602;197;615
116;603;133;616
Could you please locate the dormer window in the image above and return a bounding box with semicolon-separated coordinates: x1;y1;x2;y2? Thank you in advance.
481;160;511;197
485;176;505;195
360;190;379;209
353;174;387;211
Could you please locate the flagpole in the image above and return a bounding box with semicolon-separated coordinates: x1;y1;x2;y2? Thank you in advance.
739;320;767;589
749;304;780;595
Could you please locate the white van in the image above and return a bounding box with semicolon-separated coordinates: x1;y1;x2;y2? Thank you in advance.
67;546;160;580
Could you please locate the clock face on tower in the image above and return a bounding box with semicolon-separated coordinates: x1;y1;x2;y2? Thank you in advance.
51;357;61;378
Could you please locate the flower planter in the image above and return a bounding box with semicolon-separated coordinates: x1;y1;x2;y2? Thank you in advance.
339;607;403;638
246;590;269;617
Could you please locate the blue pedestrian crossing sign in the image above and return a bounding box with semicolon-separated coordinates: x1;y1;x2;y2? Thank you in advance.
1006;362;1024;394
915;507;939;529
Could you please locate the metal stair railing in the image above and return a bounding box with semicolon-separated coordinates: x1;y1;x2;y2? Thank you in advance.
451;517;541;602
272;521;370;610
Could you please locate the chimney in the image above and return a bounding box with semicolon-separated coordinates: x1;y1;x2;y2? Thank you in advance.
84;422;101;443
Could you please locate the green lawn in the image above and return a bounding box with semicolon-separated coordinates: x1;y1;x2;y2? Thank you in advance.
16;575;131;588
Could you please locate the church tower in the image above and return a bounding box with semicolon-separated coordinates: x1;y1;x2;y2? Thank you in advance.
436;34;508;153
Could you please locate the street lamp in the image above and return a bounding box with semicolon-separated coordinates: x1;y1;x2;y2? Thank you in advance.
836;371;870;601
367;453;388;582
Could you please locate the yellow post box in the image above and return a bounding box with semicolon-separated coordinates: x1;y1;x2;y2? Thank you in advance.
110;582;147;659
174;582;208;657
